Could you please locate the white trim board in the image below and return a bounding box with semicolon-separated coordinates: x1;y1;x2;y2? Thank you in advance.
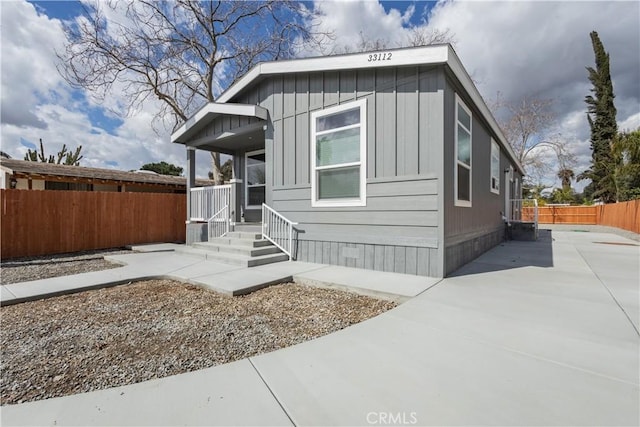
172;103;267;144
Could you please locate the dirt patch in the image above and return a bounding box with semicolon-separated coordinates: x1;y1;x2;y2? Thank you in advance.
1;279;396;405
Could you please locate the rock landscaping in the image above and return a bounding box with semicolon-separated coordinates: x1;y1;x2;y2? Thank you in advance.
1;279;396;405
0;249;130;285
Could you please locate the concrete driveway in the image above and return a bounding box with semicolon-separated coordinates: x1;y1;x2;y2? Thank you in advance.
2;228;639;426
250;229;639;426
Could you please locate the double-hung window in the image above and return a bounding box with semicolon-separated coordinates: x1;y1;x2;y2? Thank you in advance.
455;95;472;206
311;99;367;207
490;139;500;194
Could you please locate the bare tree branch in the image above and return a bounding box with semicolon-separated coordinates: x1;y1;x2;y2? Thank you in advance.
491;93;575;186
57;0;330;183
327;26;455;56
405;27;456;47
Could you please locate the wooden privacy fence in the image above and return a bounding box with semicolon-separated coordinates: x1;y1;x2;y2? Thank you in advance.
1;189;186;259
523;200;640;234
596;200;640;234
533;205;598;225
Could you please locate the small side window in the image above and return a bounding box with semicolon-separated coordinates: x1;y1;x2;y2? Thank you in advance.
490;139;500;194
455;95;472;207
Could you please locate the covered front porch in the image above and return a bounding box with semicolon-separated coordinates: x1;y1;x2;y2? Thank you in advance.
171;102;296;261
174;102;268;225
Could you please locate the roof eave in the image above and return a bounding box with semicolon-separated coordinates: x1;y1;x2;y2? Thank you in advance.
444;46;525;175
217;44;451;104
171;103;268;144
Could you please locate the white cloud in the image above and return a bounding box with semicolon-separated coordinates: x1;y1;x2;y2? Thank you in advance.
311;0;639;192
0;1;203;176
426;1;639;118
619;112;640;133
309;1;419;53
0;1;66;128
2;0;638;190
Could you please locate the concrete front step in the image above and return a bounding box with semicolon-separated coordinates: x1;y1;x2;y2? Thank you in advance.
233;224;262;233
210;237;272;248
175;247;289;267
226;231;263;240
192;241;281;257
180;228;288;267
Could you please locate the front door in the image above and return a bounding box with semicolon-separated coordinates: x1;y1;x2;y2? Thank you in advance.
245;149;265;221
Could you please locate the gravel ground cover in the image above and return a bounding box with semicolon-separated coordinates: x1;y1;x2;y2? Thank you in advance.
0;249;131;285
1;279;396;405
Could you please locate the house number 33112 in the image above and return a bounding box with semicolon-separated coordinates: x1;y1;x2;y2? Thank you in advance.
367;52;392;62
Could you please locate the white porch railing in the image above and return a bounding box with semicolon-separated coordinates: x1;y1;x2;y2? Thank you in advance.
189;185;231;221
509;198;538;226
208;205;230;239
262;203;298;260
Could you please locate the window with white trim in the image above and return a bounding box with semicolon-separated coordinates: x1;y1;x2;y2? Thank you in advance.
455;95;472;206
311;99;367;207
490;139;500;194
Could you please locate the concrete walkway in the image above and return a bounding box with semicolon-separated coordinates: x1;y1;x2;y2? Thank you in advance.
2;229;639;426
1;246;435;305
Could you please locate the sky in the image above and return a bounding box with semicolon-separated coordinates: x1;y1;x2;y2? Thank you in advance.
1;0;639;192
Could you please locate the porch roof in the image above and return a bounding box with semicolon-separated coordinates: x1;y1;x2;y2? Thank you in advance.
171;103;268;148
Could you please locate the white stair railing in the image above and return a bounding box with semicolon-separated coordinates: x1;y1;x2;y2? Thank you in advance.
262;203;298;260
208;205;230;239
189;185;231;221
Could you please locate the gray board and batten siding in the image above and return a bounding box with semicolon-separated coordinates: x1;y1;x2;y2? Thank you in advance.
441;70;523;275
175;46;525;278
225;65;447;277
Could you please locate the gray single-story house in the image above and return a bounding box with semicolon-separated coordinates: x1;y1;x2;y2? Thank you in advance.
172;44;525;277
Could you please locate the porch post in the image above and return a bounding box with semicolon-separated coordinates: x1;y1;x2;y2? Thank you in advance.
229;154;242;224
186;146;196;222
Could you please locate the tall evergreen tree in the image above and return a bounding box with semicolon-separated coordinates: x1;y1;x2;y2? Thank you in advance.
579;31;618;202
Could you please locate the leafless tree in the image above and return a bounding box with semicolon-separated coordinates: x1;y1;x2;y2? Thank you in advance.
328;31;388;55
492;93;575;185
57;0;328;183
405;27;455;47
329;26;454;55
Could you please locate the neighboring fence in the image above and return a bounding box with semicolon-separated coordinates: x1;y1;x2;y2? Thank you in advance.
1;189;186;259
596;200;640;234
533;205;598;225
523;200;640;234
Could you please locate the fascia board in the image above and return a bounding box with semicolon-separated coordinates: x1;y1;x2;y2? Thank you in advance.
171;103;267;144
217;45;450;104
445;46;525;175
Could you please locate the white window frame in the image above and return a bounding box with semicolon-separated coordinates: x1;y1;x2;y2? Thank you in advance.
454;94;472;207
245;149;265;210
490;139;500;194
310;98;367;207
